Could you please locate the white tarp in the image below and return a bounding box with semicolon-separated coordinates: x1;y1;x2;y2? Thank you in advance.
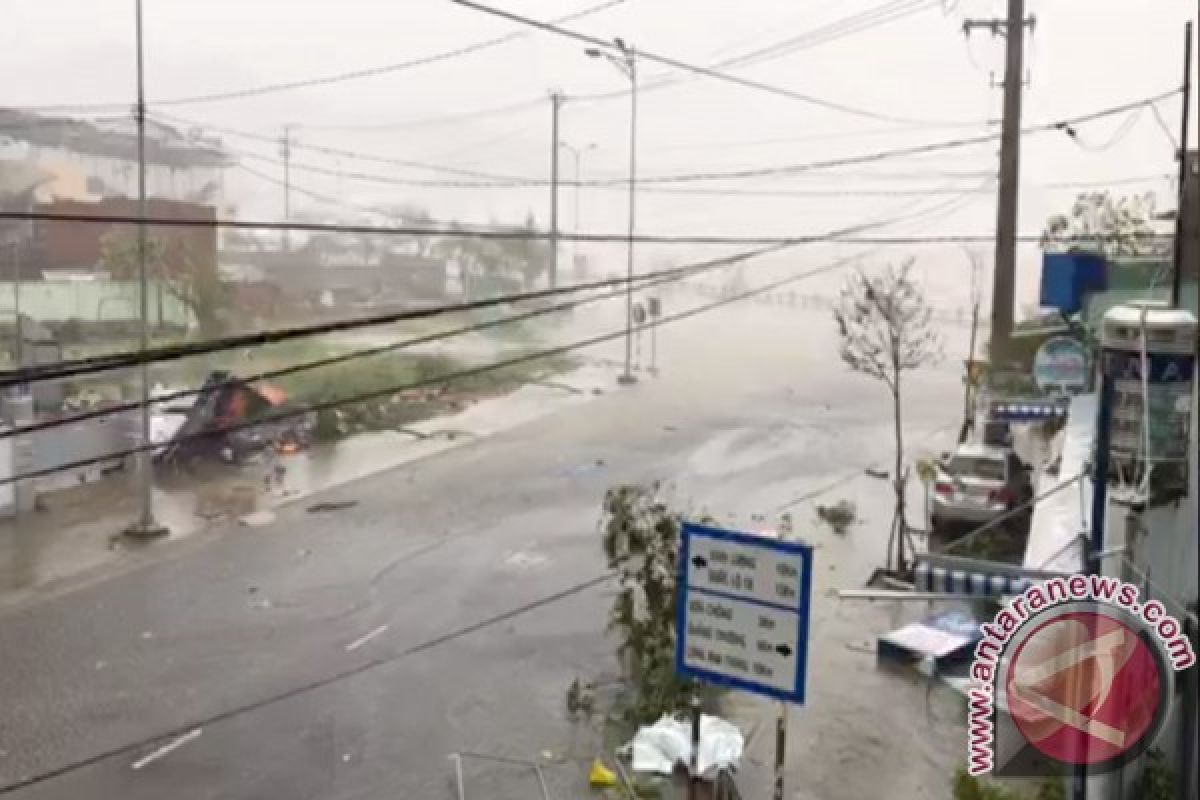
624;713;744;777
1023;393;1094;574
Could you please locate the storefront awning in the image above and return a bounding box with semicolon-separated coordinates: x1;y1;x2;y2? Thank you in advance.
913;553;1067;597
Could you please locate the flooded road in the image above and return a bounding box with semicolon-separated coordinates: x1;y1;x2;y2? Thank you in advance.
0;296;972;799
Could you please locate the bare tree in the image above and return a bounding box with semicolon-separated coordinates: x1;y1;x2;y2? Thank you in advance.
833;259;942;574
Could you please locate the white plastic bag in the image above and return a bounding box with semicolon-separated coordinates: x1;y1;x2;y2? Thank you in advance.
626;713;744;777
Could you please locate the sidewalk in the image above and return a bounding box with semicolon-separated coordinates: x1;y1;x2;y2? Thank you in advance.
0;362;620;608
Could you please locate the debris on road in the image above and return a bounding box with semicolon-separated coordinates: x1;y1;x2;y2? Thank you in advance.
588;758;617;788
239;510;276;528
816;500;857;534
621;713;744;777
307;500;358;513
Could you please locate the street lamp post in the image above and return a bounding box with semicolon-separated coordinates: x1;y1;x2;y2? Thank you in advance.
126;0;167;539
558;141;596;279
586;39;638;386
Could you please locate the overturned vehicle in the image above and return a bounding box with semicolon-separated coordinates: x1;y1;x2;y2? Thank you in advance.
152;371;318;468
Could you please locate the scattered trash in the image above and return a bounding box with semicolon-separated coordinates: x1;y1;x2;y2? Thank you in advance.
297;548;312;558
540;750;555;762
589;758;617;788
622;713;744;777
865;468;889;481
341;753;351;763
816;500;857;534
663;425;678;432
307;500;358;513
239;511;276;528
94;660;107;670
140;631;153;640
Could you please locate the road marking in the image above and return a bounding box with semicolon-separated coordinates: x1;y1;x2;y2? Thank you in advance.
345;624;390;652
131;729;202;770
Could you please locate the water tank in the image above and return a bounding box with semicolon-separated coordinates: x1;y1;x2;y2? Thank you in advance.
1100;303;1197;488
1040;252;1107;315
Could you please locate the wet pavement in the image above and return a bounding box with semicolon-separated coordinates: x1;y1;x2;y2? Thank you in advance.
0;300;971;799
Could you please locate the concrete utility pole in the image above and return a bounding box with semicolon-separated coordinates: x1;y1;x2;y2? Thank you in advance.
126;0;166;539
560;141;597;279
586;39;638;385
549;91;564;290
1171;22;1193;307
280;125;293;253
964;1;1035;368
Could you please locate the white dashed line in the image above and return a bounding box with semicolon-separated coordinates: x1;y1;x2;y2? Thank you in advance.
345;624;390;652
131;729;203;770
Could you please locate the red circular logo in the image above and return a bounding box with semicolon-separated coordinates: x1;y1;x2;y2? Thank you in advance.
1004;610;1166;766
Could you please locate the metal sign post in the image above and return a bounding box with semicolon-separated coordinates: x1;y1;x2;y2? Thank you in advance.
773;702;788;800
676;523;813;799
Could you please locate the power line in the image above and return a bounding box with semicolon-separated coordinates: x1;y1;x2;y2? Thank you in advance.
215;91;1177;190
0;571;615;796
0;240;782;441
292;96;550;134
567;0;956;114
0;208;1172;248
13;0;628;113
0;246;876;488
151;111;532;184
0;205;910;390
0;190;981;422
447;0;981;126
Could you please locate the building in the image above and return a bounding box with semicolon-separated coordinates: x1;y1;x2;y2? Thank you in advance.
1182;151;1198;285
0;108;232;205
30;196;217;277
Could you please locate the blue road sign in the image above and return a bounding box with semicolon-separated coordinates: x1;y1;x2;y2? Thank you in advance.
675;522;813;704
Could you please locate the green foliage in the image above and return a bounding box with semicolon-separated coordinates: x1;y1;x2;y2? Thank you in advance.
600;483;698;724
816;500;857;534
951;767;1070;800
951;767;1030;800
1041;191;1169;259
433;212;550;300
1134;749;1176;800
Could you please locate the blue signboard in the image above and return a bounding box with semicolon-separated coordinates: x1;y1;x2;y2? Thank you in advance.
675;522;813;704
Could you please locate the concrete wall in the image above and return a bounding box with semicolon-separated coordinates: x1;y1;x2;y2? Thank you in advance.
0;280;195;328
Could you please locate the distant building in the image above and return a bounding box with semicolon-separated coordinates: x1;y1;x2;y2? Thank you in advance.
30;196;217;278
0;108;233;205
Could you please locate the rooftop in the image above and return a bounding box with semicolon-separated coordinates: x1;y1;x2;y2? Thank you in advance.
0;108;234;169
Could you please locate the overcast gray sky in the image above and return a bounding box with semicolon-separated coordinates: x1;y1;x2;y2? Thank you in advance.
3;0;1196;310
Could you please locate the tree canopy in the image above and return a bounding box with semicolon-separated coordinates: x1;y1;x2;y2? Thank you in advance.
1041;191;1170;259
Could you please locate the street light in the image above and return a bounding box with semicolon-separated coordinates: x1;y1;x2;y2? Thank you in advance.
126;0;167;539
586;39;638;386
558;141;597;278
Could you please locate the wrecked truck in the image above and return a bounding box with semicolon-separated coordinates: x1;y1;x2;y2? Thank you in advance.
153;371;317;468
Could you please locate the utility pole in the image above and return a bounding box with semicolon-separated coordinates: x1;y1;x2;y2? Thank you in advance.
280;125;293;253
560;141;596;279
964;1;1035;370
126;0;166;539
10;243;21;375
586;39;638;385
549;92;564;290
960;248;984;444
1171;22;1193;308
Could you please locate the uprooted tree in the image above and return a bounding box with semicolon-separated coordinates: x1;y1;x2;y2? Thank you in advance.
595;483;699;724
99;229;228;337
833;259;942;574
